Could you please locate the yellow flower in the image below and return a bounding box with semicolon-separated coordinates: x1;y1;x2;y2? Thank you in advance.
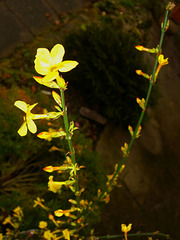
54;209;72;217
33;197;49;211
135;45;158;54
43;230;58;240
154;54;169;83
0;233;3;240
135;45;148;51
158;54;169;66
39;221;48;229
63;229;70;240
3;215;11;225
43;166;61;173
121;223;132;233
48;176;64;193
14;101;49;136
34;44;78;85
13;206;23;218
121;224;132;240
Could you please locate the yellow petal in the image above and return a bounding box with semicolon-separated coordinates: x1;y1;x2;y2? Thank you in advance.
14;101;27;113
33;113;49;120
18;122;28;136
29;102;38;111
50;44;65;65
34;48;52;75
34;58;50;75
54;209;64;217
36;48;52;64
33;76;59;88
27;119;37;134
43;81;59;89
158;54;168;65
39;221;48;229
63;229;70;240
42;72;58;82
58;60;79;72
37;132;52;140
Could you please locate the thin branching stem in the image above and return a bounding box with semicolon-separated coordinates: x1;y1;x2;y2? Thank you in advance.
87;3;170;214
97;231;172;240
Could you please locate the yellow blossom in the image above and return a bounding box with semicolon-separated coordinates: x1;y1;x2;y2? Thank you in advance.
39;221;48;229
158;54;169;66
13;206;23;218
154;54;169;82
5;228;12;236
48;176;65;193
48;214;59;227
0;233;3;240
135;45;148;51
43;230;58;240
33;197;49;211
54;208;76;217
121;224;132;240
80;199;88;208
3;215;11;225
37;128;66;141
14;101;49;136
136;97;145;110
63;229;70;240
121;223;132;233
135;45;158;54
136;70;150;80
34;44;78;86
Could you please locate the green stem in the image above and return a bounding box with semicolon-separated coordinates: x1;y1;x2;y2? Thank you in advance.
86;4;170;214
97;231;172;240
59;88;80;206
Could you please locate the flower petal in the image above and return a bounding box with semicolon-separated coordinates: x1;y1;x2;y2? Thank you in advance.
34;58;50;75
33;113;49;120
36;48;52;64
42;72;58;82
58;60;79;72
27;119;37;134
33;76;59;88
50;44;65;65
14;101;28;113
29;102;38;111
34;48;52;75
18;122;28;136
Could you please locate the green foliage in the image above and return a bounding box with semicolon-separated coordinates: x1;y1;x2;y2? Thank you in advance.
94;0;121;12
63;22;148;127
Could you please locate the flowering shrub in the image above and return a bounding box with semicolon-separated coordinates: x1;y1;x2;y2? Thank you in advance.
0;2;175;240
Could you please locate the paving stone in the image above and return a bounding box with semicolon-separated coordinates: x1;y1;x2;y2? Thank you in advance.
45;0;85;13
0;0;85;58
0;2;32;58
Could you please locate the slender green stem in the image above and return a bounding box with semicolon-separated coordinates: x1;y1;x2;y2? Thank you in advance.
86;5;170;215
59;88;80;206
97;231;172;240
60;88;75;162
